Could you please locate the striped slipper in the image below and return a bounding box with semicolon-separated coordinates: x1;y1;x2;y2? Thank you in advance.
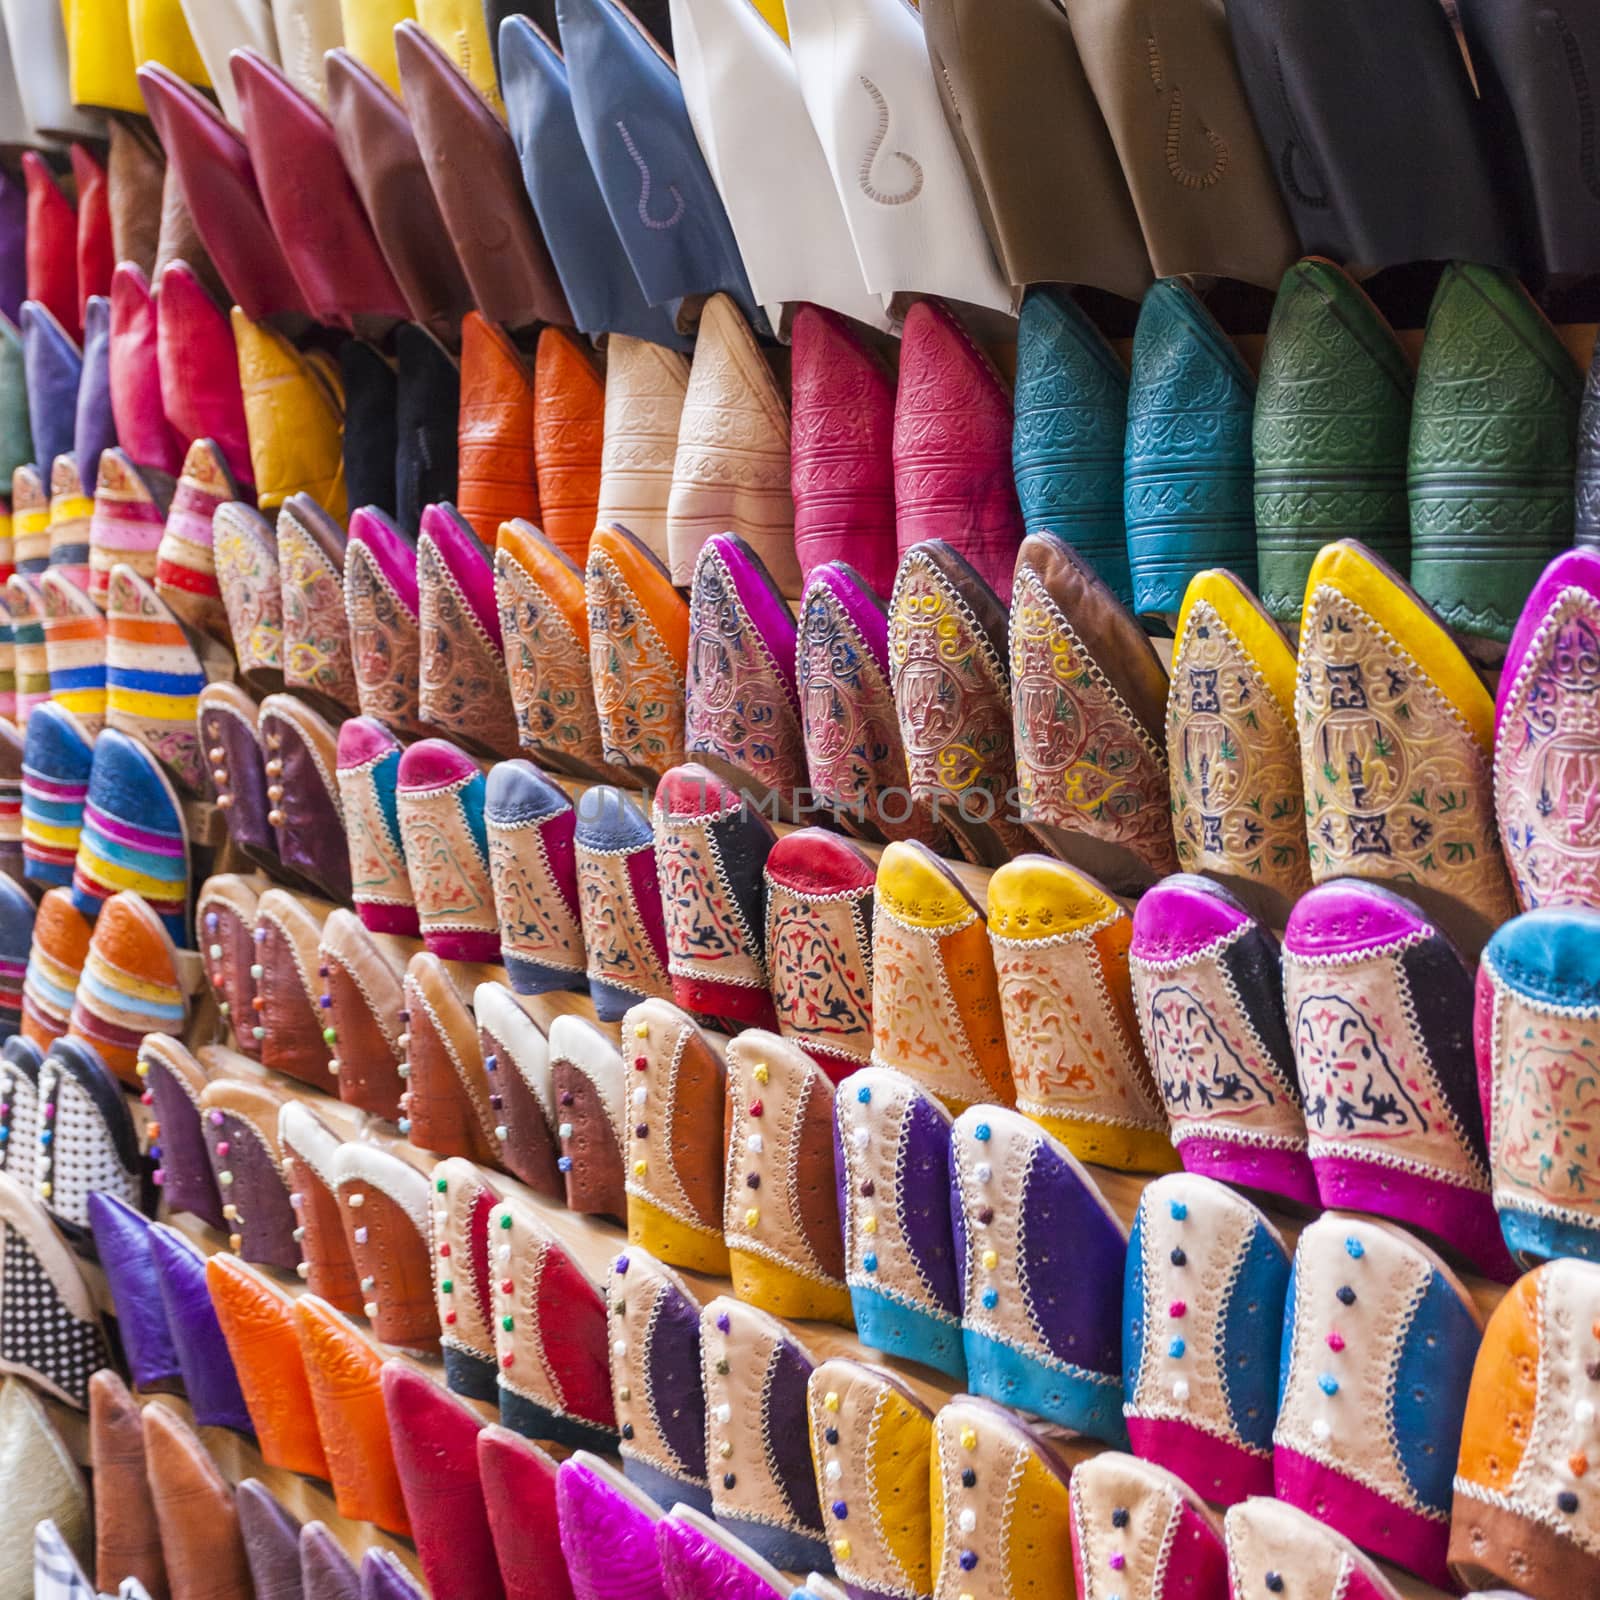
5;571;49;724
87;449;172;607
9;464;47;574
21;890;91;1052
38;569;105;734
154;439;244;643
46;453;92;591
21;701;93;889
67;890;187;1084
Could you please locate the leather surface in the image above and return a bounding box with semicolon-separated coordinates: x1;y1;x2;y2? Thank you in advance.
533;327;605;567
259;696;353;904
1060;0;1296;286
1409;262;1580;643
341;341;400;524
1124;278;1256;617
88;1372;166;1599
429;1157;501;1395
1225;1498;1405;1600
595;340;689;563
24;157;80;347
344;508;428;738
178;0;280;125
668;295;798;594
107;122;166;283
478;1427;576;1600
1228;0;1516;272
498;18;688;349
923;0;1150;302
0;0;103;143
269;0;345;104
279;1100;364;1315
7;572;51;730
300;1523;360;1600
137;1035;226;1228
335;718;419;936
279;495;358;713
109;266;183;479
142;1403;254;1600
317;909;408;1120
198;874;263;1057
337;0;416;93
394;326;461;531
556;1455;668;1600
561;0;761;329
155;262;254;492
199;682;275;868
403;951;502;1164
22;301;82;479
137;63;311;324
0;895;30;1045
252;889;339;1087
213;504;282;685
572;790;670;1022
455;311;540;546
20;694;94;892
331;1142;439;1349
47;457;95;598
325;48;475;345
73;148;113;326
237;1479;302;1600
474;981;563;1196
1253;259;1412;624
149;1222;251;1431
11;1454;89;1600
86;1192;182;1393
88;453;173;616
396;19;571;330
1068;1453;1228;1600
66;0;142;114
550;1013;628;1218
130;0;212;86
0;315;32;486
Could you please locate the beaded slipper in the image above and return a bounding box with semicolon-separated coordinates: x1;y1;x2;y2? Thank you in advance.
251;889;338;1088
1223;1497;1404;1600
401;950;501;1165
34;1035;145;1237
278;1099;363;1315
198;1074;298;1269
317;909;409;1121
549;1012;627;1219
257;692;351;903
429;1157;502;1403
329;1141;438;1352
1068;1453;1227;1600
198;681;276;870
474;981;562;1199
135;1034;223;1228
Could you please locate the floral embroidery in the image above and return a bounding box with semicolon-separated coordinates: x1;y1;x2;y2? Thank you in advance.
279;516;356;708
586;547;685;779
655;816;766;990
765;887;874;1070
487;826;585;978
577;846;668;999
344;544;429;738
417;537;520;755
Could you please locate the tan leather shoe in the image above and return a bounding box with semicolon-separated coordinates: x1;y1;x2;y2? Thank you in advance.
88;1371;164;1598
142;1402;253;1600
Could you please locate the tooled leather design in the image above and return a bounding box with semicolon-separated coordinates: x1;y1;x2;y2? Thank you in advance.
488;819;586;982
336;755;415;921
616;120;687;230
213;507;283;676
1410;267;1580;639
578;845;671;1006
534;332;606;564
1296;584;1516;926
992;922;1167;1135
889;553;1019;836
857;75;925;205
400;779;497;942
655;811;769;997
667;299;797;594
559;1461;666;1598
1168;599;1309;898
1496;587;1600;909
765;881;874;1073
497;546;608;770
1144;29;1229;190
685;548;806;798
279;514;356;708
659;1519;782;1599
599;339;690;554
796;578;945;849
1011;563;1177;874
587;546;687;778
345;542;429;738
417;536;520;755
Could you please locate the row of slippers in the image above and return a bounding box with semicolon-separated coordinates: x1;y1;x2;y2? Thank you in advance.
26;1139;1593;1600
14;1358;1508;1600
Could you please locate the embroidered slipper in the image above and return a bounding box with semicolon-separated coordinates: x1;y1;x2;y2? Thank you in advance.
211;502;283;689
889;539;1030;865
723;1029;849;1325
148;1221;251;1431
549;1012;627;1219
685;532;806;814
653;762;779;1030
0;1035;41;1190
330;1141;439;1352
198;1074;298;1269
416;503;520;758
1068;1452;1227;1600
22;889;91;1055
870;840;1013;1113
141;1403;253;1600
931;1396;1074;1598
396;738;499;963
585;521;689;783
278;493;358;715
575;786;671;1022
490;1190;617;1450
88;1372;164;1596
556;1453;666;1600
257;693;352;903
35;1035;145;1237
833;1066;961;1378
344;507;430;739
1275;1214;1482;1589
1128;874;1317;1208
478;1426;576;1600
279;1099;364;1314
317;908;409;1120
485;757;587;996
5;571;51;727
805;1358;934;1599
250;888;337;1088
38;567;105;735
797;561;950;850
1283;878;1511;1280
68;889;187;1085
950;1105;1128;1443
620;996;727;1274
402;950;501;1163
1296;539;1515;956
605;1247;711;1514
85;452;172;612
1167;566;1310;919
1452;1257;1600;1596
495;519;609;779
154;440;244;644
1011;532;1176;890
85;1192;181;1393
292;1295;411;1537
336;716;420;937
428;1157;502;1403
135;1034;223;1228
72;724;190;945
474;981;562;1199
1122;1172;1290;1505
700;1295;830;1571
196;873;262;1057
206;1255;329;1479
988;854;1174;1172
380;1363;505;1600
198;681;276;871
1224;1497;1405;1600
21;699;93;890
657;1509;789;1600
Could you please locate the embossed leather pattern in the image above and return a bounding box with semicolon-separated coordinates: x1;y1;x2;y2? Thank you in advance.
279;495;358;714
457;312;541;546
344;508;429;739
556;1452;667;1599
335;717;418;936
534;326;606;567
1252;259;1412;625
596;339;689;562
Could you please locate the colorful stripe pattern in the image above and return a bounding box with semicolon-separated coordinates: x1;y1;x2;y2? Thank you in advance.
0;875;33;1040
46;454;92;592
72;727;188;944
0;599;16;722
105;565;207;792
68;890;186;1083
38;570;106;734
88;449;170;607
0;497;15;584
20;702;91;888
155;439;237;641
10;465;48;573
4;573;48;726
0;717;22;883
21;889;90;1049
